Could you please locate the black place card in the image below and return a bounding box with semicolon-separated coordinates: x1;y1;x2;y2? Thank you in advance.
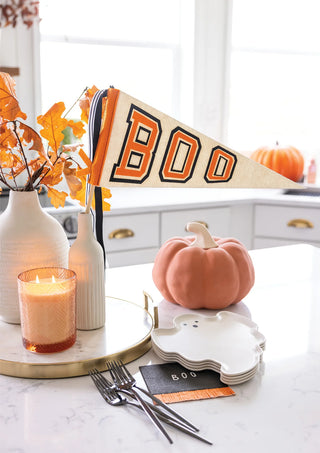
139;362;235;404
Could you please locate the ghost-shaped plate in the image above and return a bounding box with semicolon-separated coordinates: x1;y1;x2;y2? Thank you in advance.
151;311;265;384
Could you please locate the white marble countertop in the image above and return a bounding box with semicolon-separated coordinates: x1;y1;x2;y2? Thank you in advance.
106;186;320;214
1;244;320;452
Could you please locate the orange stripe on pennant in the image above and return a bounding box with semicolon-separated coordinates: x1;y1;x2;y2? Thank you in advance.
90;88;120;186
78;148;92;171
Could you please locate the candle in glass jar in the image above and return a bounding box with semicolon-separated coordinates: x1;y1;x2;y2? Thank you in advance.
18;268;76;353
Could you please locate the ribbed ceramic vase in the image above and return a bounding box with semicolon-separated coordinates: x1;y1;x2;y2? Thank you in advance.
0;190;70;324
68;212;106;330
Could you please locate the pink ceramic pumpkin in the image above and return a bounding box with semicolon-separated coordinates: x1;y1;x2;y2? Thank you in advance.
152;222;255;309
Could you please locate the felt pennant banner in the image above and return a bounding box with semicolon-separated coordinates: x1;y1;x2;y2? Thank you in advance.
89;88;300;190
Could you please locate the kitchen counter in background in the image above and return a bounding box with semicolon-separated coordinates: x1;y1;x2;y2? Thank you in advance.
108;187;320;213
103;187;320;267
1;244;320;453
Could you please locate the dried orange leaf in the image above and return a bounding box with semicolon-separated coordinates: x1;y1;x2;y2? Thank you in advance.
62;143;83;155
10;160;26;177
63;160;77;176
79;85;99;124
47;187;68;208
17;122;47;160
0;149;15;167
0;72;27;121
67;119;86;139
37;102;68;155
69;175;86;207
70;178;112;210
40;160;64;186
65;174;83;198
28;158;43;174
0;123;18;150
100;187;112;211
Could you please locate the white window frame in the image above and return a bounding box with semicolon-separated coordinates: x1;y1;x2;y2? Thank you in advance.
193;0;232;142
0;1;231;139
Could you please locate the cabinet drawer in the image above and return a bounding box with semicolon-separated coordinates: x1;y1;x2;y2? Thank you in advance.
107;248;159;268
254;205;320;241
161;207;230;242
104;213;159;253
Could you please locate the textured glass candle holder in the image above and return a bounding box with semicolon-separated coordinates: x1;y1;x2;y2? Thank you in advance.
17;268;76;353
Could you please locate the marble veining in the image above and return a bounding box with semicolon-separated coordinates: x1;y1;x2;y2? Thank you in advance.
1;245;320;452
0;297;152;371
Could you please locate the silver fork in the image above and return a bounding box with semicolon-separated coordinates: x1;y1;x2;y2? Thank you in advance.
89;369;212;445
107;361;173;444
89;369;128;407
108;359;199;432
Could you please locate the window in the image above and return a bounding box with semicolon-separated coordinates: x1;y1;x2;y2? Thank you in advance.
226;0;320;161
3;0;320;167
39;0;194;124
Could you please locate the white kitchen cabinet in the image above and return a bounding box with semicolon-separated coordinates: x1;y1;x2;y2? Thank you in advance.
254;204;320;248
106;248;160;268
103;212;159;253
103;202;253;267
229;203;253;250
103;212;159;267
102;189;320;267
161;206;231;243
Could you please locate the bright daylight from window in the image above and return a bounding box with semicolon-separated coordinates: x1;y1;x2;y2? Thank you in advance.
38;0;320;170
39;0;189;122
227;0;320;162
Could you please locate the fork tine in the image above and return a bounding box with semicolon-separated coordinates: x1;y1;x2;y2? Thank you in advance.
92;368;111;388
114;360;128;380
118;359;134;381
90;368;118;403
107;360;118;383
89;369;111;402
107;360;174;444
108;360;123;384
92;370;108;391
90;368;212;445
97;370;115;388
115;360;199;432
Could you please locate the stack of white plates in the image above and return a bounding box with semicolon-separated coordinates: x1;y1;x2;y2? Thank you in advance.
151;311;266;385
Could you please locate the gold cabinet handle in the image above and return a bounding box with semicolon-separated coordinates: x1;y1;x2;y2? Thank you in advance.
287;218;314;229
185;221;209;231
108;228;135;239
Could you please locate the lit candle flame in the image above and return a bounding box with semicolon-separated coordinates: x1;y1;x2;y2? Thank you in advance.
35;275;56;283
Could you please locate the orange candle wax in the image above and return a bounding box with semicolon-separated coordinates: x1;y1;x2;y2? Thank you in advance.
18;268;76;353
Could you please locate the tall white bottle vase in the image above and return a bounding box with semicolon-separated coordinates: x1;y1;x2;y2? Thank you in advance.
0;190;69;324
69;212;106;330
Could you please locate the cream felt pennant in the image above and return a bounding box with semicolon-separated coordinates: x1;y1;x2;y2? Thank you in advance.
89;88;300;190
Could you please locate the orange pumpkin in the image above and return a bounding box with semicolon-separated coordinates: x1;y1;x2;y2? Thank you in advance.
152;222;255;309
250;143;304;182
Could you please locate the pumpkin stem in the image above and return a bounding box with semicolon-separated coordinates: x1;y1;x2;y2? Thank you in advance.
186;222;219;249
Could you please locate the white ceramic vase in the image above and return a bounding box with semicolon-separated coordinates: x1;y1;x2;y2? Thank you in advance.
0;190;70;324
68;212;106;330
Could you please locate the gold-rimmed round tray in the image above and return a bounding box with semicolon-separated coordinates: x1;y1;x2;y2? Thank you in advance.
0;296;154;379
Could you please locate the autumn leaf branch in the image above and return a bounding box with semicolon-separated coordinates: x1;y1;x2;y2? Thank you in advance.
0;72;111;210
12;120;33;186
